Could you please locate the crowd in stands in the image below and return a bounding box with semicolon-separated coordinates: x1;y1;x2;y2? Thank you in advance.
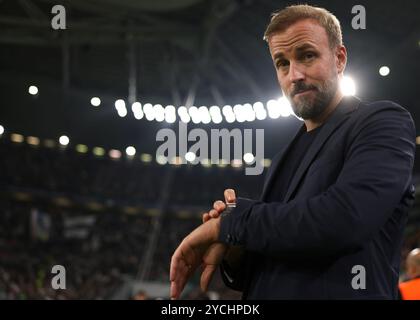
0;138;419;299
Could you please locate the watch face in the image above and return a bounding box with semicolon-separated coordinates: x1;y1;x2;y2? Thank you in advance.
223;204;236;215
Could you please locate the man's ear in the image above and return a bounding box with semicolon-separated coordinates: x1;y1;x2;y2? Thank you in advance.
335;45;347;74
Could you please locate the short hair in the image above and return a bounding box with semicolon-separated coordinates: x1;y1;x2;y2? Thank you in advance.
263;4;343;49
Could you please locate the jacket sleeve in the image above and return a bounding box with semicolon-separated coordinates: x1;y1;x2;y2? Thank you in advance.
218;103;416;259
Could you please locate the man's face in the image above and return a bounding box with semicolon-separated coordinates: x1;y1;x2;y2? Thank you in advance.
268;19;343;120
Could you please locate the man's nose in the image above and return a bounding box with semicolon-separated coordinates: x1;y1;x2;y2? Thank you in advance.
288;62;305;83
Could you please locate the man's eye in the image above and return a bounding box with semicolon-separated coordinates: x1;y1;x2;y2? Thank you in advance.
303;52;315;60
276;60;289;68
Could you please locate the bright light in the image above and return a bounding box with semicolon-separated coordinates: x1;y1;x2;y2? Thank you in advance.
185;151;196;162
267;99;281;119
59;135;70;146
209;106;223;124
141;153;152;163
170;157;183;166
11;134;24;143
243;153;255;164
0;125;4;135
222;105;233;116
117;108;127;117
278;97;292;117
231;159;243;168
178;106;191;123
115;99;125;109
134;112;144;120
233;104;246;123
93;147;105;157
76;144;88;153
115;99;127;117
154;104;165;122
379;66;390;77
189;106;201;124
132;102;142;113
223;105;235;123
180;113;191;123
26;136;40;146
165;105;176;123
109;149;122;159
28;85;38;95
200;158;212;167
225;113;236;123
253;102;267;120
90;97;101;107
262;158;272;167
340;76;356;96
132;102;144;120
198;106;211;124
156;155;168;165
143;103;155;121
126;146;136;156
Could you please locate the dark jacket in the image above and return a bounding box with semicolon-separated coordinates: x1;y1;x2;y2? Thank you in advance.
218;96;416;299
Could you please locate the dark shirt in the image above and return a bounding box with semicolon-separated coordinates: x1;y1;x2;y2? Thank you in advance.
266;124;323;202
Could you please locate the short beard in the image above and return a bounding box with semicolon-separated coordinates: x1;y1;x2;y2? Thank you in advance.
288;77;338;120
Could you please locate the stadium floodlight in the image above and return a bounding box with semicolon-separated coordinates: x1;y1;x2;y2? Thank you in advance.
178;107;191;123
93;147;105;157
278;96;292;117
180;113;191;123
178;106;188;117
90;97;101;107
156;155;168;165
200;158;212;167
131;102;142;113
340;76;356;96
231;159;243;168
76;144;88;153
28;85;38;95
126;146;136;156
154;104;165;122
117;108;127;117
143;103;155;121
115;99;127;117
243;153;255;164
140;153;152;163
262;158;272;168
267;99;281;119
185;151;196;162
222;105;233;116
255;110;267;120
11;134;24;143
379;66;390;77
26;136;40;146
109;149;122;159
114;99;126;110
59;135;70;146
132;102;144;120
164;105;176;123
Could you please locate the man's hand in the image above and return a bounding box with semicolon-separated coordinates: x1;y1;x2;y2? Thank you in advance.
203;189;236;223
170;217;226;300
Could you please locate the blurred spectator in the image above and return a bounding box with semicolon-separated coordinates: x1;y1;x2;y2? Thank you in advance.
399;248;420;300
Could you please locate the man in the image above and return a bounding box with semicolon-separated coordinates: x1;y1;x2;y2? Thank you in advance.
399;248;420;299
170;4;416;299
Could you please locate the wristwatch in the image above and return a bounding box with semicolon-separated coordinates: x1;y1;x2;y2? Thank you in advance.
222;202;236;216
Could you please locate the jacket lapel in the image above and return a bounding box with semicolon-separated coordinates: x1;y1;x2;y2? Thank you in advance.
282;96;361;202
